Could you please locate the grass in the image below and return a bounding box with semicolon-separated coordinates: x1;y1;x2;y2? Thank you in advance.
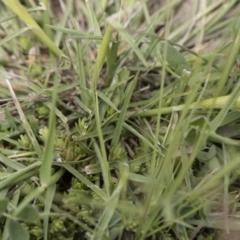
0;0;240;239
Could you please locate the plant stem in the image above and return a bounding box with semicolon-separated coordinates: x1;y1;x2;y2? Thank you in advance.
129;95;240;117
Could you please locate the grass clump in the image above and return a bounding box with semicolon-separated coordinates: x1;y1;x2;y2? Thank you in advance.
0;0;240;239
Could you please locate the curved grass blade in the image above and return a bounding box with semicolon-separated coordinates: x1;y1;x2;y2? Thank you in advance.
4;0;66;58
0;27;29;46
0;5;45;24
111;21;148;67
6;79;42;157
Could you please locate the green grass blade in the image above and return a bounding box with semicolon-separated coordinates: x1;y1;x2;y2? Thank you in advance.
0;5;45;24
92;25;112;90
4;0;66;58
0;161;40;189
93;162;129;239
93;138;111;195
39;75;58;185
6;80;42;157
0;27;29;46
214;21;240;97
43;184;56;240
0;153;25;170
45;25;104;40
54;1;72;47
111;21;148;67
44;102;68;123
85;0;102;40
111;77;137;147
97;90;119;112
105;41;119;87
13;169;64;217
63;164;108;200
76;30;89;105
211;83;240;131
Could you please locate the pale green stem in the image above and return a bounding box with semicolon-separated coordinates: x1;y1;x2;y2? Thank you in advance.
130;95;238;117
